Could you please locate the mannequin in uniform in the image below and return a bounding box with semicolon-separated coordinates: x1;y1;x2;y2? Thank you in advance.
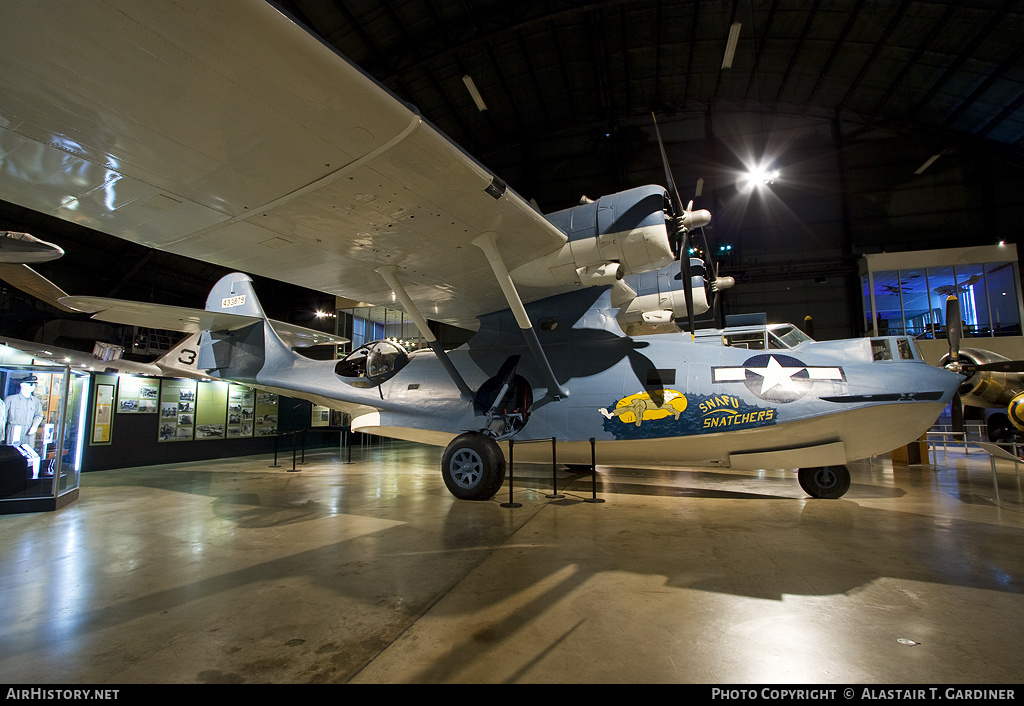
5;375;43;445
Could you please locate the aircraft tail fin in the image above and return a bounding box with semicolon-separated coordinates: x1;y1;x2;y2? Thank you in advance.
153;333;205;378
198;273;296;384
204;272;268;319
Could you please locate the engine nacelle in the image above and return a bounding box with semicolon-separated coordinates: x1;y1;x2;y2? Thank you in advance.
613;259;710;334
511;185;681;288
1007;391;1024;431
938;347;1022;408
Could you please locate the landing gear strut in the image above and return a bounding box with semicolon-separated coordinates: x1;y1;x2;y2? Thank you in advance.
798;465;851;499
441;432;506;500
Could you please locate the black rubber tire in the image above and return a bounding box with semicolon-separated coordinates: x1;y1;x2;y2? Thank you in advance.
798;465;851;499
441;432;506;500
987;412;1015;443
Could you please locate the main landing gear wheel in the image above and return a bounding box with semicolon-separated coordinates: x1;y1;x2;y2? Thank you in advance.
798;465;851;499
441;432;506;501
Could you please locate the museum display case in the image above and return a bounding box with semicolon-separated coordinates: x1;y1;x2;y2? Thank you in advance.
0;365;88;513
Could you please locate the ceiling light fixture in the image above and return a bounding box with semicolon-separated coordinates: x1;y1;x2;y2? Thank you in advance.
462;75;488;112
722;22;741;69
914;154;941;175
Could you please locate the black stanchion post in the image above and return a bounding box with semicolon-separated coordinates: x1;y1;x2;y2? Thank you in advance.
501;438;522;508
546;436;564;499
270;434;280;468
585;436;604;503
289;432;299;472
300;429;306;465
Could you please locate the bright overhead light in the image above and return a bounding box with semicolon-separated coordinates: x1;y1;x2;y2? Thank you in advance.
462;75;488;112
738;163;780;192
722;22;741;69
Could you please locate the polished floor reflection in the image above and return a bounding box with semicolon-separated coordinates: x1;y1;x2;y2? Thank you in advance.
1;440;1021;684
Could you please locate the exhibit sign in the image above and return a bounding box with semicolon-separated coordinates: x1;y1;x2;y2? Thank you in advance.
92;381;115;445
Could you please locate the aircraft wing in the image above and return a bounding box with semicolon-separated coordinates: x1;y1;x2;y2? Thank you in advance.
59;297;346;349
0;1;568;329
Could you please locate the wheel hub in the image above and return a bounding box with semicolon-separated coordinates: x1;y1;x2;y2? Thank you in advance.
815;467;839;489
450;449;483;488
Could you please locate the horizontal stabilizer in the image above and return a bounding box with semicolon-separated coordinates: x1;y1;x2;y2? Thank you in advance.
58;296;346;348
0;264;81;312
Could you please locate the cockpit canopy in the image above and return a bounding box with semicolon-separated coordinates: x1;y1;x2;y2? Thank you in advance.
697;323;814;350
335;340;409;388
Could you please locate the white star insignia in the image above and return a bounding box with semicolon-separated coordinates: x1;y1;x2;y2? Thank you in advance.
744;356;806;394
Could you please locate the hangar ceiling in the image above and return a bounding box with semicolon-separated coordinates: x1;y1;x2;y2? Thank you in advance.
2;0;1023;344
277;0;1024;172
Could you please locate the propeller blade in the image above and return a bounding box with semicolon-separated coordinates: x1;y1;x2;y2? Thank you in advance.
654;113;697;336
679;234;695;335
652;113;683;215
970;361;1024;374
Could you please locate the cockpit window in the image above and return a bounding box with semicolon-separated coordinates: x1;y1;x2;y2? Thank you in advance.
723;332;766;350
871;338;893;361
335;341;409;387
770;325;813;349
896;337;918;360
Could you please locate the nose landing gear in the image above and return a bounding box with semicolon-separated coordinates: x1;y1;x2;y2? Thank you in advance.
798;465;851;499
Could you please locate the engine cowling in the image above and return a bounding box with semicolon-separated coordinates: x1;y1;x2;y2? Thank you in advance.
511;185;686;288
938;348;1021;408
1007;391;1024;431
613;259;710;335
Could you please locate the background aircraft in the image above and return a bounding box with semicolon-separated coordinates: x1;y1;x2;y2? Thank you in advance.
939;295;1024;442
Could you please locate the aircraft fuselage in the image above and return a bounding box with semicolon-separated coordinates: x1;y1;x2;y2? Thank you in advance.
242;287;960;472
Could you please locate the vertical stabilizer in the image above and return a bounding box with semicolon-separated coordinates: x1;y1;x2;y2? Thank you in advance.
198;273;298;384
205;272;267;318
154;333;204;378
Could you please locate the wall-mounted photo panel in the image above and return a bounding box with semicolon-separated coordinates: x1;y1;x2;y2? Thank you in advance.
116;376;159;414
226;384;255;438
254;392;279;436
195;381;228;440
311;404;331;427
159;379;198;442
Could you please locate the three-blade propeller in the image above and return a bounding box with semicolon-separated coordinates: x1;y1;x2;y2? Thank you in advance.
652;114;718;334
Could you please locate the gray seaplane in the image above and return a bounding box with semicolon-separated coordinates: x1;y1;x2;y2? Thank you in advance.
0;1;964;501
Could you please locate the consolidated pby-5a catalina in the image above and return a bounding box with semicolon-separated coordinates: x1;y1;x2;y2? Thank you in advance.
0;1;964;501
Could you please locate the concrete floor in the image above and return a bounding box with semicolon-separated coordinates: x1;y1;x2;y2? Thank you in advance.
1;440;1022;684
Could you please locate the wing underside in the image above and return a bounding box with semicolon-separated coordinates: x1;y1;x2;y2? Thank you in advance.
0;0;568;327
